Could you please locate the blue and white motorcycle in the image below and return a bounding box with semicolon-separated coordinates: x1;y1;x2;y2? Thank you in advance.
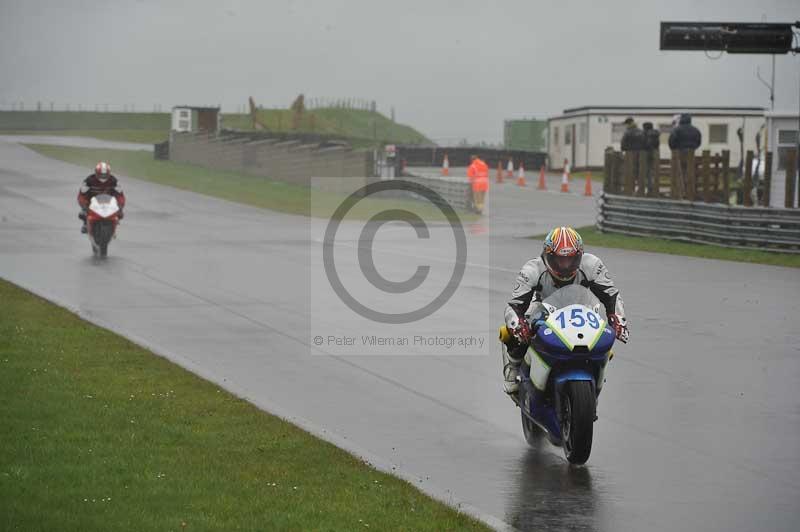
506;285;617;464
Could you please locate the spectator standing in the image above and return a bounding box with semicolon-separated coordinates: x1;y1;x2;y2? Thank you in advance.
621;117;645;152
668;113;701;151
621;117;645;192
668;114;702;196
642;122;660;195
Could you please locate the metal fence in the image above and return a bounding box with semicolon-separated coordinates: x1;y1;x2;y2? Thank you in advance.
398;146;547;170
400;174;472;211
597;193;800;253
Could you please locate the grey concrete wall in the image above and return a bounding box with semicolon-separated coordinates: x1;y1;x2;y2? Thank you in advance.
168;132;374;195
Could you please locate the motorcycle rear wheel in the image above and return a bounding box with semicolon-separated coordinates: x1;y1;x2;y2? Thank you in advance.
561;381;595;464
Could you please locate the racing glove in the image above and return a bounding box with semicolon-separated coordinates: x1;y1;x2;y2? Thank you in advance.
504;307;531;345
607;314;629;343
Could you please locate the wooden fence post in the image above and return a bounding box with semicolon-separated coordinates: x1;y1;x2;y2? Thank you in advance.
649;149;660;197
744;151;753;207
711;154;720;198
721;150;730;205
623;151;636;196
763;151;773;207
604;149;614;193
686;150;696;201
786;149;797;208
637;151;648;196
701;150;711;202
670;150;682;199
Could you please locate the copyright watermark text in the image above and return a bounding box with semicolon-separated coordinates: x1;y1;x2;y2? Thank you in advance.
313;334;485;350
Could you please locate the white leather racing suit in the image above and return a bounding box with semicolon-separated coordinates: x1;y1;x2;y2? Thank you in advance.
508;253;626;320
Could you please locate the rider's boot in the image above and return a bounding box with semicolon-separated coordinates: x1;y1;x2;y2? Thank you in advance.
79;211;87;233
502;342;526;394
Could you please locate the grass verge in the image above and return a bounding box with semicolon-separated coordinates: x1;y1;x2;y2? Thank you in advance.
0;279;489;531
25;144;475;222
1;129;167;144
531;225;800;268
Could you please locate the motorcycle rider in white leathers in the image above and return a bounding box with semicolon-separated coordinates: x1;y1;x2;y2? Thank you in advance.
501;227;629;394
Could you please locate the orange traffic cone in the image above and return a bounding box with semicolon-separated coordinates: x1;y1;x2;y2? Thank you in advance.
506;158;514;178
584;171;593;196
537;165;546;190
496;161;504;183
517;163;527;186
560;168;570;193
441;153;449;176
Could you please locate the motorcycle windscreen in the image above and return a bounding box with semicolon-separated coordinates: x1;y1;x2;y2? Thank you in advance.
542;284;601;312
89;194;119;218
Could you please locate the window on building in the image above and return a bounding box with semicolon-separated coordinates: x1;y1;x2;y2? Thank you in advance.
611;123;626;143
778;129;799;145
179;110;189;118
553;127;559;147
578;123;587;144
709;124;728;144
565;127;572;145
178;120;189;130
777;129;799;170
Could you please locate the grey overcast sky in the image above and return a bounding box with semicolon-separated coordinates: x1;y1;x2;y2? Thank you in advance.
1;0;798;143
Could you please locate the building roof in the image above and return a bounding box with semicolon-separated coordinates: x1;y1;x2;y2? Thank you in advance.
552;105;764;120
765;110;800;119
172;105;221;111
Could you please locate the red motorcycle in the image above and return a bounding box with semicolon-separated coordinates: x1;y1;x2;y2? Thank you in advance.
86;194;121;257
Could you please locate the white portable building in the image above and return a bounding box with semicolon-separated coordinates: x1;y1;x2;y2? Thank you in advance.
547;106;764;171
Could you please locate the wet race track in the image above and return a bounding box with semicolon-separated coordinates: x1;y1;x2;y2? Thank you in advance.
1;139;799;531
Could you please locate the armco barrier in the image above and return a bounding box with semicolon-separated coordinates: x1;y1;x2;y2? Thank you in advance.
400;174;472;211
598;193;800;253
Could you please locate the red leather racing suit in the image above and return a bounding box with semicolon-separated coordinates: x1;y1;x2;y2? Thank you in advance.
77;174;126;212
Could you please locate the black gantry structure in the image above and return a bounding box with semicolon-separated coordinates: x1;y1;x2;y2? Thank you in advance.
660;21;800;206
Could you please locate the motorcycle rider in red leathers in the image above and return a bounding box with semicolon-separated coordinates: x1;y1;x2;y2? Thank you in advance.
77;162;125;233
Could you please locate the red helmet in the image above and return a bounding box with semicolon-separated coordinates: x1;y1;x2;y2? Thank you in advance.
542;226;584;281
95;161;111;181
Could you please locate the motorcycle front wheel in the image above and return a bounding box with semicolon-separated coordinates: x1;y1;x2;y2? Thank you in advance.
92;221;114;258
561;381;595;464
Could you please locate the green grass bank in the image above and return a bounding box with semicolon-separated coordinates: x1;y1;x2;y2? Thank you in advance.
532;225;800;268
0;279;489;531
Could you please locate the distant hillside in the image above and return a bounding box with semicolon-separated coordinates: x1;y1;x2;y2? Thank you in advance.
222;108;432;146
0;108;433;147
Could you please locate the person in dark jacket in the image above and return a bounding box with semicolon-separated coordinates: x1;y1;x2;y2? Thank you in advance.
620;118;645;191
620;117;645;152
642;122;660;195
668;113;702;151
